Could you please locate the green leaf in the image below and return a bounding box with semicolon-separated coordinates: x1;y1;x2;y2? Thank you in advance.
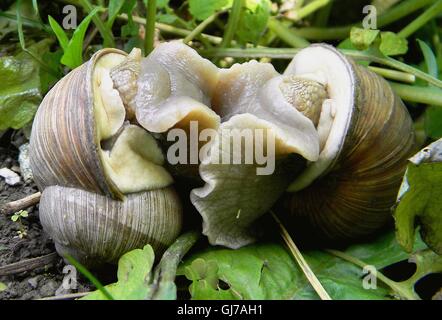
379;31;408;56
48;15;68;51
82;245;156;300
82;232;199;300
11;215;19;222
189;0;233;20
0;40;51;130
395;139;442;255
120;0;138;38
19;210;28;218
179;232;426;300
0;282;7;292
425;106;442;139
107;0;125;30
350;27;380;51
236;0;271;44
157;0;170;8
417;39;439;80
60;7;99;69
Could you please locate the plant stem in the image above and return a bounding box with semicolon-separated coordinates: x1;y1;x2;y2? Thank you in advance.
199;47;442;88
287;0;436;40
149;231;200;300
183;10;224;44
398;0;442;38
326;249;419;300
144;0;157;55
268;18;310;48
389;82;442;106
77;0;115;47
118;13;223;44
221;0;244;48
368;66;416;83
272;212;332;300
294;0;331;21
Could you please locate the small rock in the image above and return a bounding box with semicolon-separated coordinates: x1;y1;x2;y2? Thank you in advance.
39;279;58;298
18;143;33;183
0;167;21;186
28;276;40;289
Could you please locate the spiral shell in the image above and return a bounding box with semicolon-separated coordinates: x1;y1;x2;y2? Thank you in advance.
29;48;183;265
39;185;182;266
281;44;416;242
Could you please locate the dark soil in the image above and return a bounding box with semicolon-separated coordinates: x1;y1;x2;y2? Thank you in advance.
0;135;91;300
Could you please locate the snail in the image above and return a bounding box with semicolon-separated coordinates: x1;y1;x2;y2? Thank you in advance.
30;41;417;260
193;43;416;247
29;48;182;266
280;44;416;243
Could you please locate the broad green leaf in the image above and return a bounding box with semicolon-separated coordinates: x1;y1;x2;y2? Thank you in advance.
48;15;69;51
189;0;233;20
0;40;51;130
60;7;99;69
82;245;156;300
379;32;408;56
107;0;125;29
0;282;6;292
82;232;199;300
236;0;271;44
179;232;426;300
395;139;442;255
350;27;380;51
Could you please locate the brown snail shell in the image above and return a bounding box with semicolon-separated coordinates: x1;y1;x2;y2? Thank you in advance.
29;48;182;265
29;48;127;199
39;185;182;266
280;44;417;242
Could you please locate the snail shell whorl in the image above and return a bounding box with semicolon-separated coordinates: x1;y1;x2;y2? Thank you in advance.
283;60;416;242
29;48;127;199
29;48;183;266
39;186;182;265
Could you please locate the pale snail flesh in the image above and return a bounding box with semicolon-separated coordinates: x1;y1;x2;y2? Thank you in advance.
106;42;416;248
29;48;183;266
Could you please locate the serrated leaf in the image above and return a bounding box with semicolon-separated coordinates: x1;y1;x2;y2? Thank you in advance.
379;32;408;56
395;139;442;255
236;0;271;44
350;27;380;51
179;232;426;300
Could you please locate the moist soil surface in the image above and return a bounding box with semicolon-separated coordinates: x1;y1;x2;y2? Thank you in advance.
0;136;92;300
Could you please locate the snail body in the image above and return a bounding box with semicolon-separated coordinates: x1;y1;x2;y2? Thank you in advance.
29;48;182;266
